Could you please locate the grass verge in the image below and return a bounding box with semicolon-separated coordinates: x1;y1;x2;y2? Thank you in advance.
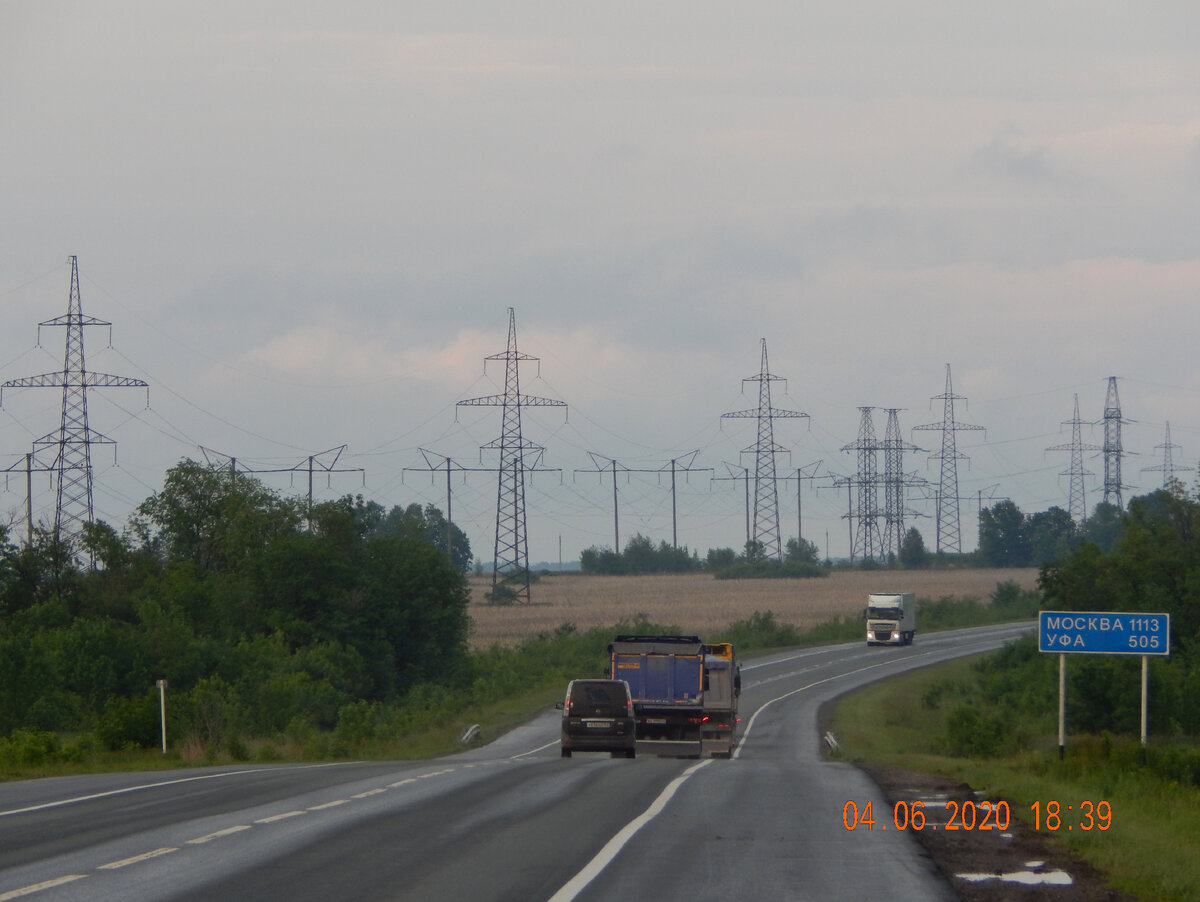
828;654;1200;902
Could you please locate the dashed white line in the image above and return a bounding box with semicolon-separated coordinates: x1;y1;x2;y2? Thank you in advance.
351;788;387;799
0;875;87;900
254;810;307;824
98;847;178;869
186;825;251;844
307;799;349;811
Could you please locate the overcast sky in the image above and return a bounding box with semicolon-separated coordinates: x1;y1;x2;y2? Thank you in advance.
2;2;1198;563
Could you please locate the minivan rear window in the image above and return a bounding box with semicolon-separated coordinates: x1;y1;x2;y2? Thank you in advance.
571;683;623;706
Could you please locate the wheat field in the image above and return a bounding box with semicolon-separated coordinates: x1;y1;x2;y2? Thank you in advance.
466;569;1040;647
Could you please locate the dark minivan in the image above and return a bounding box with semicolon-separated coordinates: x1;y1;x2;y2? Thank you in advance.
556;679;636;758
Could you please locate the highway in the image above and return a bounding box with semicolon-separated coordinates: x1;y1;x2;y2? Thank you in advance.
0;622;1032;902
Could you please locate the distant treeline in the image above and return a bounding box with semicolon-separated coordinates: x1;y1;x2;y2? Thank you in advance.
580;533;825;578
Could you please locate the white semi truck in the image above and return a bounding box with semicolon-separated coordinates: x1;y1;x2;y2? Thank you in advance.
865;592;915;646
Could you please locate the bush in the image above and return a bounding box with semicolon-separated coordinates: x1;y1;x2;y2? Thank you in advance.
941;704;1007;757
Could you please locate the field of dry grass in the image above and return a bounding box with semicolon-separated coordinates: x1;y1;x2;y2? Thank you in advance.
466;568;1040;647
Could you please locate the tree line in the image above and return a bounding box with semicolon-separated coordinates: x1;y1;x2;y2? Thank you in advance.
0;460;473;757
579;533;825;577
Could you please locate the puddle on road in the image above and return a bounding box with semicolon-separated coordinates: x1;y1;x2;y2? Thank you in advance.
958;860;1073;886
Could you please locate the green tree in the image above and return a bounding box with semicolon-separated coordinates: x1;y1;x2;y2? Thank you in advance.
1079;501;1123;551
1026;506;1076;566
978;500;1031;567
784;537;821;564
898;527;928;568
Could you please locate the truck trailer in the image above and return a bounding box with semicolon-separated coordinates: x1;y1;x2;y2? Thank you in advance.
609;635;739;758
865;592;916;646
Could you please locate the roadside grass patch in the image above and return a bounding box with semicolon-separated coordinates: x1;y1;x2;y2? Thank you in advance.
830;653;1200;902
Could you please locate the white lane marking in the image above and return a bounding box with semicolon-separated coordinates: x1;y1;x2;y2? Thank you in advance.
352;788;387;799
307;799;349;811
511;739;559;758
0;875;88;899
254;810;306;824
0;769;270;818
548;758;713;902
98;847;178;869
186;825;251;844
733;651;939;758
388;778;417;788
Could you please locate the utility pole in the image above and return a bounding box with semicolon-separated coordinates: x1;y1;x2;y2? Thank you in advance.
403;450;494;567
200;445;364;523
576;451;710;553
457;309;566;604
0;257;148;554
721;340;808;560
912;364;984;554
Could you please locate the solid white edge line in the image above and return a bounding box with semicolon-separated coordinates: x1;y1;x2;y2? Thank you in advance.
547;758;713;902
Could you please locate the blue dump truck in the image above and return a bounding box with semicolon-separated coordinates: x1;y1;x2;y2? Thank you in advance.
609;635;740;758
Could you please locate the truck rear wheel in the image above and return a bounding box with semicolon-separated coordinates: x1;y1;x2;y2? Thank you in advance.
561;748;572;758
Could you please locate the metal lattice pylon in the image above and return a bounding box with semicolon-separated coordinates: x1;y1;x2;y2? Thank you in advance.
1;257;148;547
881;408;924;557
841;407;884;561
457;309;565;603
1141;421;1182;489
913;364;983;554
1102;376;1127;510
1047;394;1098;523
721;339;807;560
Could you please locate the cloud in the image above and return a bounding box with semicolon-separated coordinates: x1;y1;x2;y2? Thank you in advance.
971;128;1056;181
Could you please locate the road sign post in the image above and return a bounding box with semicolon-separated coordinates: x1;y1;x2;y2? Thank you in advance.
1038;611;1170;755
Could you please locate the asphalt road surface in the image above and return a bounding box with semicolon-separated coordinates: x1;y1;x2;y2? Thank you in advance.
0;622;1033;902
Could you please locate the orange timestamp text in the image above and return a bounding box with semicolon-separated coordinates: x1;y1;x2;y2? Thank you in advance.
843;799;1011;832
842;799;1112;832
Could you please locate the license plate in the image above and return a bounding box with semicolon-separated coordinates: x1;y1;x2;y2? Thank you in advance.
644;718;667;724
585;720;613;729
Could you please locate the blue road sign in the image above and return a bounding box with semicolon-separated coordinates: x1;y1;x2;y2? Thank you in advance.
1039;611;1170;656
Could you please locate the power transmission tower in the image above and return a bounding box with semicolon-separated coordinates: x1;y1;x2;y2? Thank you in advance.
721;339;808;561
457;309;566;604
1102;376;1127;510
1141;422;1182;489
1;257;148;549
841;407;885;561
912;364;984;554
881;408;925;558
1047;395;1098;523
